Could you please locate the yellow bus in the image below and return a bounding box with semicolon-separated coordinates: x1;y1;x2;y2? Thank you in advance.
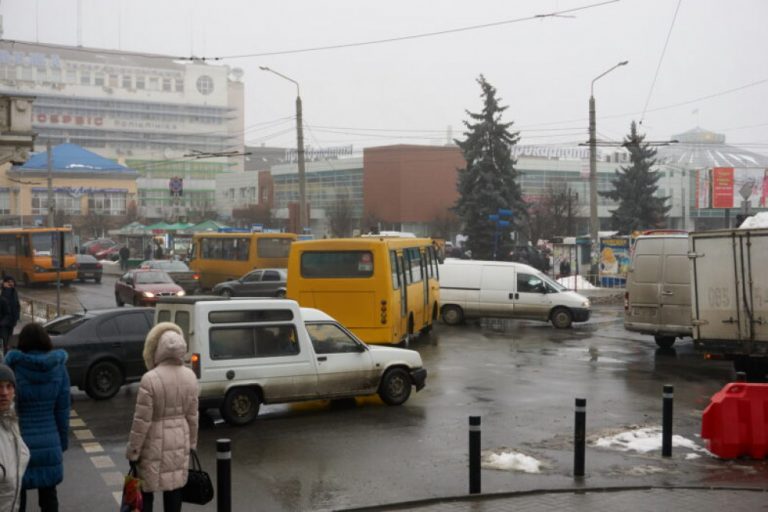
189;232;297;289
0;227;77;286
287;237;440;345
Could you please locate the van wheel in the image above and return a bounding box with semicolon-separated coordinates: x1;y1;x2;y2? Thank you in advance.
221;387;261;426
85;361;123;400
441;305;464;326
378;368;412;406
115;293;124;307
550;307;573;329
654;335;675;349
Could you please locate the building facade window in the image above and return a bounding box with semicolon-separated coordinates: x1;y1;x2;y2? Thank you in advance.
122;75;132;89
88;192;127;215
0;191;10;215
136;76;145;89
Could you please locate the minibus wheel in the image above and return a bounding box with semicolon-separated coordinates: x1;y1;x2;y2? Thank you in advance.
550;307;573;329
221;387;261;426
441;305;464;326
378;368;412;406
654;335;675;349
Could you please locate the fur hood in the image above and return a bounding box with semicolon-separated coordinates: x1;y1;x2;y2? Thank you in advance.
143;322;186;370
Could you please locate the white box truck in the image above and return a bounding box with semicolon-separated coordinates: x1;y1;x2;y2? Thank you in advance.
689;228;768;376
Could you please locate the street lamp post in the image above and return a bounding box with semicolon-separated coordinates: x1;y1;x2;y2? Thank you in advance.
589;60;628;280
260;66;307;233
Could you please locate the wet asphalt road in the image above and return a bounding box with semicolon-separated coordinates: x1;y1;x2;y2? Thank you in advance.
19;281;767;511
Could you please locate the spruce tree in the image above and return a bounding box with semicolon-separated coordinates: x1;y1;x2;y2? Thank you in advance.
454;76;526;259
599;121;670;234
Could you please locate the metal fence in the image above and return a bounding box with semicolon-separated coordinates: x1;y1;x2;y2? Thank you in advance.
20;296;71;324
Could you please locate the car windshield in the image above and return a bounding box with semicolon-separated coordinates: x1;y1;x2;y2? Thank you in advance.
538;272;566;292
45;314;89;335
134;271;173;284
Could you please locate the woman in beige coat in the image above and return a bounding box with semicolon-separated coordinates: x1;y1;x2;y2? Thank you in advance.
126;322;199;512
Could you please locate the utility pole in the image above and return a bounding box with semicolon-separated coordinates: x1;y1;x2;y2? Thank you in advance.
589;60;628;279
47;140;54;227
260;66;307;233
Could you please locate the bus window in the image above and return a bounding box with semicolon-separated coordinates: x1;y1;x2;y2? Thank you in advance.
390;251;400;290
301;251;374;278
0;235;15;256
258;237;292;258
202;238;218;259
407;248;422;283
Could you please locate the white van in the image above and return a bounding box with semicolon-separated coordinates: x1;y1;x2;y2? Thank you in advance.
438;259;591;328
624;233;691;348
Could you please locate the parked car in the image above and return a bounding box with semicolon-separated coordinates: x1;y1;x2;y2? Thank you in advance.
82;238;116;257
139;259;201;294
115;269;185;307
43;307;154;399
212;268;287;298
75;254;103;283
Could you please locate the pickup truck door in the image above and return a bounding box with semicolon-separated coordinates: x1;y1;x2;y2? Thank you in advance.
306;322;378;396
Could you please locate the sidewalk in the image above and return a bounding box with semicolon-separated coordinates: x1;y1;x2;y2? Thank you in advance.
340;486;768;511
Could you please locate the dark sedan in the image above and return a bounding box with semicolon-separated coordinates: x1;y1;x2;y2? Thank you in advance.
75;254;103;283
44;308;154;399
212;268;287;298
115;269;185;307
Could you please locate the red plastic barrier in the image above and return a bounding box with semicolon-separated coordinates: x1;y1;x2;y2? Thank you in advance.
701;382;768;459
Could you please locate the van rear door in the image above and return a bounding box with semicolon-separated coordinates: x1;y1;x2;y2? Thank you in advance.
627;238;663;326
659;237;691;329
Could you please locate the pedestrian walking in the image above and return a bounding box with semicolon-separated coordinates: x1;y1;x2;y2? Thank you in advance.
0;364;29;512
5;323;70;512
144;244;153;261
119;245;130;271
154;243;164;260
0;277;20;355
126;322;199;512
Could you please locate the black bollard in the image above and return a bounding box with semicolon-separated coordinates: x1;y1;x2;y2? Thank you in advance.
469;416;481;494
574;398;586;477
662;385;674;457
217;438;232;512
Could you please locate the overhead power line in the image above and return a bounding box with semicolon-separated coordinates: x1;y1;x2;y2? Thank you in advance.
0;0;619;62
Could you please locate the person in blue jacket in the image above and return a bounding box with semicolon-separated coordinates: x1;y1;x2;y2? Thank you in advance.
5;323;70;512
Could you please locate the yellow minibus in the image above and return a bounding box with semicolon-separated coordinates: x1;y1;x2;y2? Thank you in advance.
287;237;440;345
189;232;297;289
0;227;77;286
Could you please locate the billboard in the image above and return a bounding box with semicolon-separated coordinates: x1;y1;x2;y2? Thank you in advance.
599;237;630;287
711;167;768;209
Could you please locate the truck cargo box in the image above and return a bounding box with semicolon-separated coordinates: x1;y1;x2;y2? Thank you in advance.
690;228;768;356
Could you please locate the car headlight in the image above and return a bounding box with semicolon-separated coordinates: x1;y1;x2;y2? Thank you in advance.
582;300;590;308
143;291;155;298
176;290;186;296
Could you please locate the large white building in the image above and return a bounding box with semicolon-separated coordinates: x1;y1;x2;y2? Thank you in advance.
0;40;244;220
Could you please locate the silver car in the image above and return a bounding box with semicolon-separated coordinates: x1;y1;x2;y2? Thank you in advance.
212;268;287;298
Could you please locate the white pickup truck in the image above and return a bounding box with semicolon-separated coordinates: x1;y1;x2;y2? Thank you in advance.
155;297;427;425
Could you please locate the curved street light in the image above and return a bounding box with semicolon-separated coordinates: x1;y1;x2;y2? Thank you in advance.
588;60;628;279
260;66;307;233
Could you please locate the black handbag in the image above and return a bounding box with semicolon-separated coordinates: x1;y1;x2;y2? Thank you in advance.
181;449;214;505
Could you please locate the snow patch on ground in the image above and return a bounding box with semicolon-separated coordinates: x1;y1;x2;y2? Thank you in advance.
483;450;542;473
627;465;668;476
593;426;712;456
557;275;598;290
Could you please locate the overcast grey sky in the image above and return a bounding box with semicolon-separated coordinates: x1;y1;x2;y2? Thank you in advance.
2;0;767;156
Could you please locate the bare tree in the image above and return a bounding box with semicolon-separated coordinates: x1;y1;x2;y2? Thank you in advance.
360;210;383;235
429;211;460;240
528;183;581;242
328;196;355;238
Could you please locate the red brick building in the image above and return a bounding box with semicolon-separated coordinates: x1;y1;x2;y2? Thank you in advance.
363;145;464;230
